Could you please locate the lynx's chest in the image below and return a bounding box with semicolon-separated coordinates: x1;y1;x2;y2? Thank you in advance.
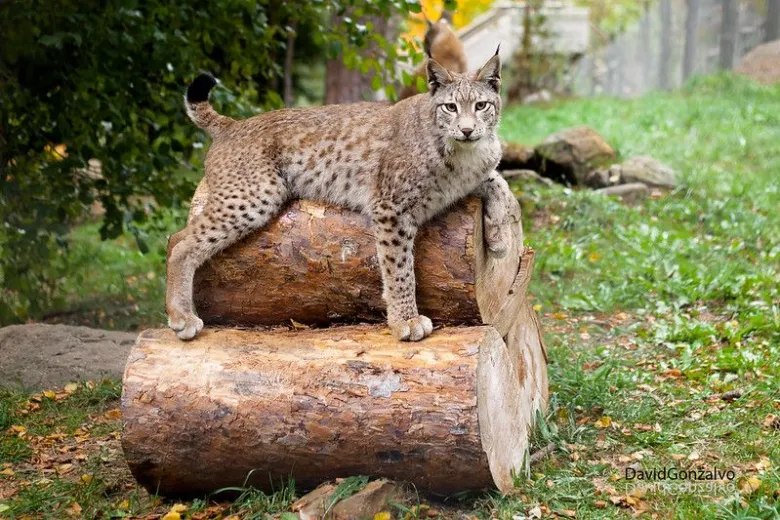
444;137;501;191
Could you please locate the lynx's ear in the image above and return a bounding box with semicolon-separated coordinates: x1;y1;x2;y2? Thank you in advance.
476;46;501;93
427;58;453;93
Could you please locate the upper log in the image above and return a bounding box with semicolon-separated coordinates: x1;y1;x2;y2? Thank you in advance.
171;196;525;335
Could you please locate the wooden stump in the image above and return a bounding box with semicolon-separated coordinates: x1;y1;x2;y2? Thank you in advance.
170;197;525;336
121;323;547;496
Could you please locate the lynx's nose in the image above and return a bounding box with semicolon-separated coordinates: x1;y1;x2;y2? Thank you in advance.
460;128;474;138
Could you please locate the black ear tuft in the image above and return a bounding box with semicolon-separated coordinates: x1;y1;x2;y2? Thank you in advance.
427;59;453;93
476;52;501;93
187;73;217;103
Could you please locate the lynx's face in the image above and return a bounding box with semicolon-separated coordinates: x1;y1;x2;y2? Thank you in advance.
428;51;502;144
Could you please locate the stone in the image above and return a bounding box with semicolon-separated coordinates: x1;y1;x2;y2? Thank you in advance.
736;40;780;85
596;182;650;202
534;126;617;185
501;169;555;187
499;141;536;171
0;324;136;389
614;156;677;188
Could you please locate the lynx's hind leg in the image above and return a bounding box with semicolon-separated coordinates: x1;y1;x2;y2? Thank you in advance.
166;164;289;340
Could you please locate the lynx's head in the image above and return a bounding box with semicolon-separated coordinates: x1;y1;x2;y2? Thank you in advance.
427;48;501;144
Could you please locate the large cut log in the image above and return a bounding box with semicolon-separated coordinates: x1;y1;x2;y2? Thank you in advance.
121;323;547;496
170;196;525;336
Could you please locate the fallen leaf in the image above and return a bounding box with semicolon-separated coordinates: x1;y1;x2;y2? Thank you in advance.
0;504;9;513
533;304;542;312
68;502;82;516
595;416;612;429
588;252;602;262
42;390;56;399
0;469;14;477
162;514;181;520
104;408;122;420
558;509;576;518
374;513;392;520
170;504;188;514
290;319;309;330
740;476;761;495
594;500;607;509
80;474;93;484
117;500;130;509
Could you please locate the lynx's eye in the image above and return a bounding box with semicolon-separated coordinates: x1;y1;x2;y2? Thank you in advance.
475;101;488;111
443;103;458;113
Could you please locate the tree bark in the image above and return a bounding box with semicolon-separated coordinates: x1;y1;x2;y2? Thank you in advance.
658;0;672;89
173;196;526;337
121;323;548;496
683;0;700;80
719;0;740;69
766;0;780;43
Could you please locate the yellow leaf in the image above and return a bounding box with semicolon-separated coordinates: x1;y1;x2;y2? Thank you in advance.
533;304;542;312
595;416;612;429
588;252;602;262
64;383;78;394
170;504;187;514
117;500;130;509
374;513;392;520
80;474;93;484
0;468;14;477
161;514;181;520
0;504;10;513
43;390;56;399
104;408;122;420
740;476;761;494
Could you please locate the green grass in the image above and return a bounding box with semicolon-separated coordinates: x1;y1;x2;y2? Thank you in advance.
1;74;778;519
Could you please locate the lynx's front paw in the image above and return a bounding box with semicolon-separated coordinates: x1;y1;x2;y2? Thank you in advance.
168;311;204;341
485;219;511;258
390;315;433;342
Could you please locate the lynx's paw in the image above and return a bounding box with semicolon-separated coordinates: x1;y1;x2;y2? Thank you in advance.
485;219;511;258
390;315;433;342
168;311;204;341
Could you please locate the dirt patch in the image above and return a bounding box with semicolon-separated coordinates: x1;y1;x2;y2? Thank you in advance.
0;324;137;390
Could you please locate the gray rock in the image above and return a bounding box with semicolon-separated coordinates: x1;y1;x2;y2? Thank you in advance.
614;155;677;188
534;126;617;185
596;182;650;202
0;324;137;389
502;169;555;187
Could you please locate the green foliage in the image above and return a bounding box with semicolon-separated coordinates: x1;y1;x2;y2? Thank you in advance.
0;0;421;324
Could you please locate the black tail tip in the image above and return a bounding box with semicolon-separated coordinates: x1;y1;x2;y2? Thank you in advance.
186;73;217;103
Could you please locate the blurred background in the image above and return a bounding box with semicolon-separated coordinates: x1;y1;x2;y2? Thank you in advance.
0;0;777;327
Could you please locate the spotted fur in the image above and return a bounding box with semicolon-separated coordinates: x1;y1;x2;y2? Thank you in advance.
168;51;512;341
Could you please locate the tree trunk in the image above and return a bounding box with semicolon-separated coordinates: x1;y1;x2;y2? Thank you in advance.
121;323;548;496
719;0;739;69
283;22;297;108
766;0;780;43
683;0;700;80
325;15;398;104
173;196;527;337
658;0;672;89
639;1;652;88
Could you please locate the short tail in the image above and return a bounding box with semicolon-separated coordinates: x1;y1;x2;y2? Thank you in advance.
185;73;231;137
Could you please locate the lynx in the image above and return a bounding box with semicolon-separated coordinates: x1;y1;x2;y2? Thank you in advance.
168;50;515;341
